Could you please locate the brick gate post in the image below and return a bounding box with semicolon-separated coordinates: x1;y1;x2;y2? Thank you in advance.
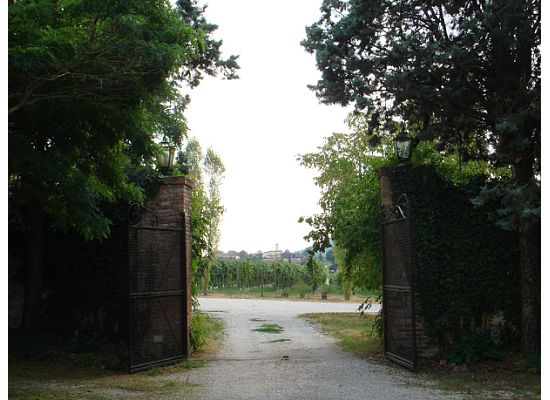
141;176;194;356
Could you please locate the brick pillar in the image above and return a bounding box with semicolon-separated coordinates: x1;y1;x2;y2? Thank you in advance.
141;176;193;357
379;167;393;208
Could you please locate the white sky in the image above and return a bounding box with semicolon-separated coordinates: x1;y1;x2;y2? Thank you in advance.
184;0;352;254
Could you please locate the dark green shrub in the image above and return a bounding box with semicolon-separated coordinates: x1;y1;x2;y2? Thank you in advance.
445;328;503;364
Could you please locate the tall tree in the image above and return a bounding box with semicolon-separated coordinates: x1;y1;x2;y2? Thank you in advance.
299;113;390;293
181;139;225;295
9;0;238;331
302;0;540;352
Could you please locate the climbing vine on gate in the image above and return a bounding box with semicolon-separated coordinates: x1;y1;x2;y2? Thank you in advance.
389;165;521;352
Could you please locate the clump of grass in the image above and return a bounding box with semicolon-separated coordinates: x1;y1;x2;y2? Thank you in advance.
253;324;284;334
190;312;224;354
265;339;291;343
301;312;381;353
250;318;267;322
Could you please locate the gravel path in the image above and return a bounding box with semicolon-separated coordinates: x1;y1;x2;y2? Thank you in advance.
174;297;462;400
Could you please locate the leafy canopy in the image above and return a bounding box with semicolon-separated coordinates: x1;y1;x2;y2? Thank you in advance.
302;0;540;183
9;0;239;239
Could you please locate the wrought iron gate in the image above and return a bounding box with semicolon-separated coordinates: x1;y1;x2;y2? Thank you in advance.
380;194;416;370
128;209;188;373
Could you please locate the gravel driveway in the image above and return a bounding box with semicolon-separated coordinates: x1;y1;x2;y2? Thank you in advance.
173;297;462;400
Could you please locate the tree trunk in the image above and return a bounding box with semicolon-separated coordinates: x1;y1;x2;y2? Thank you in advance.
518;218;540;353
23;206;45;334
515;156;541;354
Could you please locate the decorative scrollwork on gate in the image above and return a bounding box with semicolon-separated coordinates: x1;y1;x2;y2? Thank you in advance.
381;194;409;223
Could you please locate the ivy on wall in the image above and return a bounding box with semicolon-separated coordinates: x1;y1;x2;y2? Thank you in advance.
389;165;521;351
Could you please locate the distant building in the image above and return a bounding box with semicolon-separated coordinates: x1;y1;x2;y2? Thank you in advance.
217;246;304;263
250;251;263;259
217;250;239;260
262;250;282;261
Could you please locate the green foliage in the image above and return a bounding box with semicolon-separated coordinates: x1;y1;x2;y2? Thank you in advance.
190;312;207;351
18;169;166;346
303;0;540;353
204;259;310;293
297;284;308;299
358;293;383;338
9;0;238;239
252;324;284;334
302;313;381;354
298;112;392;292
189;312;223;353
181;138;225;297
390;165;521;349
266;339;291;343
302;0;540;181
300;111;523;356
306;254;327;293
445;329;504;365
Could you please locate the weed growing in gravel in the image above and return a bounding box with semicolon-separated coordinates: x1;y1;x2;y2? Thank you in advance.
253;324;284;334
250;318;267;322
265;339;291;343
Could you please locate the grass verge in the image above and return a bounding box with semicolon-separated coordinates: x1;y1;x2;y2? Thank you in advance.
9;314;224;400
8;357;198;400
302;312;540;399
301;312;381;354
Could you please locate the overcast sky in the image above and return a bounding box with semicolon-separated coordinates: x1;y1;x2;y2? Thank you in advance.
184;0;353;253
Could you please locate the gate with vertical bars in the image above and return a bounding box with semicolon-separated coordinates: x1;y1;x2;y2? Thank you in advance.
128;209;188;373
380;194;416;370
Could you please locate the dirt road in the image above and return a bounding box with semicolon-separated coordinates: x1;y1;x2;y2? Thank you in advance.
173;297;461;400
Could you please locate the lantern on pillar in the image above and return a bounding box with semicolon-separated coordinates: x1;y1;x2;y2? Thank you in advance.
158;136;175;174
394;127;412;161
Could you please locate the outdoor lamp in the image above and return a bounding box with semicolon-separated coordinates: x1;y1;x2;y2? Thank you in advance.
394;128;412;161
158;136;175;173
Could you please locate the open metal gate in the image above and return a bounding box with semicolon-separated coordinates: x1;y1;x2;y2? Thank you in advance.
128;209;188;373
380;194;416;370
